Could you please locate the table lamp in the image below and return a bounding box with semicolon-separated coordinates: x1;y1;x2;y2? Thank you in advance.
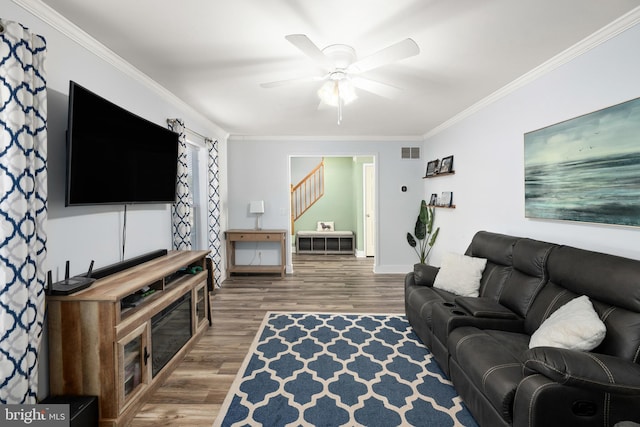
250;200;265;230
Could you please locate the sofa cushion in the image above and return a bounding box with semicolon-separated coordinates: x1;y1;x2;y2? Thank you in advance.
465;231;519;265
529;295;606;351
449;326;530;423
526;275;640;362
547;245;640;313
498;238;555;317
465;231;519;299
433;253;487;297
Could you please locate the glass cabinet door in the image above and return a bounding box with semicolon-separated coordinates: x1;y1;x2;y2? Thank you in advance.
118;322;149;407
195;282;207;329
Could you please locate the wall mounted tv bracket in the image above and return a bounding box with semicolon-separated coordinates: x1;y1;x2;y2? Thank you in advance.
47;260;96;295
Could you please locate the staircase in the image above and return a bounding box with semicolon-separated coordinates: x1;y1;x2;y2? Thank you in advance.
291;160;324;234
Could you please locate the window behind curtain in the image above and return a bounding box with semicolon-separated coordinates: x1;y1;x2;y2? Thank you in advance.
185;134;208;250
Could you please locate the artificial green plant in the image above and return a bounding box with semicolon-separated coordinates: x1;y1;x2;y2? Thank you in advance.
406;199;440;264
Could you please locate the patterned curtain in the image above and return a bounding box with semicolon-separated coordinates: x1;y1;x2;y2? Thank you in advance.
206;138;222;288
0;20;48;404
167;118;192;250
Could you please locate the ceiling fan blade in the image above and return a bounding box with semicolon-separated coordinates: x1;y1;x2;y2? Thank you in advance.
348;38;419;74
260;75;323;88
351;77;402;99
285;34;334;71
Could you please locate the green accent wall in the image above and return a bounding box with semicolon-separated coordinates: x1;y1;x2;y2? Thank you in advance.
293;156;373;252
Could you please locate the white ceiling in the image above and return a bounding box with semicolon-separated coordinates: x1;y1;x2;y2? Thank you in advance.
39;0;640;138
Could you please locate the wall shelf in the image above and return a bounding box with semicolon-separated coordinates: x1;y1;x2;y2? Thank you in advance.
424;171;455;178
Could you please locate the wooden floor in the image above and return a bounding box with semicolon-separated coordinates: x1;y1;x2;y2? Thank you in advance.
130;254;406;426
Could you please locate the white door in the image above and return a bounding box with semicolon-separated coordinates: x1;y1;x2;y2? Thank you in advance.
364;163;375;257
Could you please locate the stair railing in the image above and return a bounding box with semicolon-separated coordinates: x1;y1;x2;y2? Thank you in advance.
291;160;324;234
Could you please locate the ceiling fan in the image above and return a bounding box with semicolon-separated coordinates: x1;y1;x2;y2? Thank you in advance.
260;34;420;124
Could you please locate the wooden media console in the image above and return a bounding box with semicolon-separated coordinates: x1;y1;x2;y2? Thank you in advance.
46;250;210;427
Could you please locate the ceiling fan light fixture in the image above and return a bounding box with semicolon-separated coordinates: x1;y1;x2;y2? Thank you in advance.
318;78;357;107
263;34;420;124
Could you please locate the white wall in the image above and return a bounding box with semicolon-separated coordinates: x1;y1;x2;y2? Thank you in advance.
291;156;323;184
424;22;640;265
226;138;425;273
7;2;228;279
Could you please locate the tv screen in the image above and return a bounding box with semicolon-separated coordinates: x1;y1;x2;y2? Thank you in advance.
66;81;179;206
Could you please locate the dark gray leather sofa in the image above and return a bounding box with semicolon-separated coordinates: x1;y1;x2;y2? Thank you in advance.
404;231;640;427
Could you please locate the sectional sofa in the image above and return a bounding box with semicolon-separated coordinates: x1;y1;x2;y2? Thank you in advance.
405;231;640;427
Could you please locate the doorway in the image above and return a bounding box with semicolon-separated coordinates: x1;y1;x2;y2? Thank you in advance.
289;155;376;259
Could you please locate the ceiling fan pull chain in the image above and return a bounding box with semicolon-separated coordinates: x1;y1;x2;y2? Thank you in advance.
337;90;343;125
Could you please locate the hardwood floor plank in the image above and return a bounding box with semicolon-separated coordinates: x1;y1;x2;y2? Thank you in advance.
130;255;406;426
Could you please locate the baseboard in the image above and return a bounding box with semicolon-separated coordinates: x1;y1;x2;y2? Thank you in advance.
374;264;413;274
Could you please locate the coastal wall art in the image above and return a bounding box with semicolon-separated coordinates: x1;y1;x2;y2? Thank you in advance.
524;97;640;227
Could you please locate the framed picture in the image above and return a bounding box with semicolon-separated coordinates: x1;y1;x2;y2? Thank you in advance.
429;193;438;206
525;96;640;227
426;159;439;177
440;191;453;207
439;155;454;173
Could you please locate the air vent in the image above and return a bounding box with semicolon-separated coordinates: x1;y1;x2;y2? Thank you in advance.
401;147;420;159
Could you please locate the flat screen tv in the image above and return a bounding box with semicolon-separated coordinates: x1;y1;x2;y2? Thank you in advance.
66;81;179;206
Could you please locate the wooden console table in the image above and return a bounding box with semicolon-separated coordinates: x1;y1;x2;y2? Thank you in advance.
225;229;287;277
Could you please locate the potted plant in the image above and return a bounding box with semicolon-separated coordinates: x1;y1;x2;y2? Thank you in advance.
407;200;439;280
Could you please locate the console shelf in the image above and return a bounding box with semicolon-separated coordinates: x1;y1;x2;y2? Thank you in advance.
47;250;210;427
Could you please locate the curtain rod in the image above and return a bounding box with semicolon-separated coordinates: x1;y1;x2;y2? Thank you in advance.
186;127;211;142
167;118;213;142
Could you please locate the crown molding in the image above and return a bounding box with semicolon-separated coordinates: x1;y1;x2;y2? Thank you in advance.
228;134;425;142
424;6;640;140
12;0;229;140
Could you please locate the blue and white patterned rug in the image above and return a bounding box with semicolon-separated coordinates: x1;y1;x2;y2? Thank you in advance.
214;312;478;427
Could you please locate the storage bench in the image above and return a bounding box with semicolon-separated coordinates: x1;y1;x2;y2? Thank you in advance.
296;231;354;254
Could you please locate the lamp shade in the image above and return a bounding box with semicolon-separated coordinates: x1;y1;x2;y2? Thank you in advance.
249;200;265;214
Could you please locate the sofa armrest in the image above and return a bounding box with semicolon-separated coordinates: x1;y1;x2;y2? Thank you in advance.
523;347;640;395
411;264;440;286
454;297;520;319
513;373;640;427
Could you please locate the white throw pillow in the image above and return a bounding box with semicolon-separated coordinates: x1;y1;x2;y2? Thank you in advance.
529;295;606;351
316;221;334;231
432;253;487;297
